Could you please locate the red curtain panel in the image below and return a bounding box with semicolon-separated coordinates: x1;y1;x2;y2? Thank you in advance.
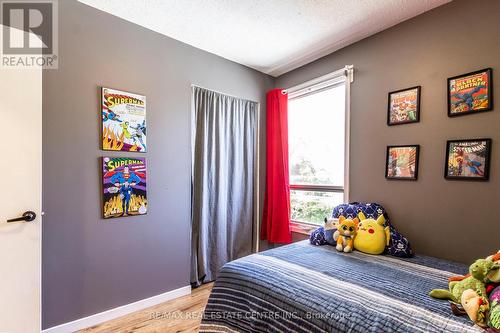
261;88;292;244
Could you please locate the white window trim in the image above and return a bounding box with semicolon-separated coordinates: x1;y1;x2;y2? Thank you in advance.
285;65;353;230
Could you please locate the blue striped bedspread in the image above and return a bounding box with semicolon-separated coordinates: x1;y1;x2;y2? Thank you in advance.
200;240;482;333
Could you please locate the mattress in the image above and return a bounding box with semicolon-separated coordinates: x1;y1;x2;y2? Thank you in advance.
200;240;481;333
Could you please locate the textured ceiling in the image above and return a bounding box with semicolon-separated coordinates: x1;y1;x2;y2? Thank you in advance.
79;0;450;77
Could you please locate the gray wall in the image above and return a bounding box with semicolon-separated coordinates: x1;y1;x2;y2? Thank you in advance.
42;0;273;328
276;0;500;264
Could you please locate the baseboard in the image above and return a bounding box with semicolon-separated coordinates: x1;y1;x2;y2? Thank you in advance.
42;285;191;333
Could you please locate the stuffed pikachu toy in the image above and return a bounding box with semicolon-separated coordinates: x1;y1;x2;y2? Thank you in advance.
353;212;390;255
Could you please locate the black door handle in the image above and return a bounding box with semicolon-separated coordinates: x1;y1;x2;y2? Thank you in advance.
7;211;37;223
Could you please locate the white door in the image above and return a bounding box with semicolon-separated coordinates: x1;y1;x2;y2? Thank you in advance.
0;65;42;331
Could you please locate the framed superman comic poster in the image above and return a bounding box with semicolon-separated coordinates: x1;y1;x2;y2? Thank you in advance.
102;157;147;219
102;87;147;152
448;68;492;117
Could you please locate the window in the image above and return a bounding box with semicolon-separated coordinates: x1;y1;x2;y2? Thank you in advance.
288;82;347;226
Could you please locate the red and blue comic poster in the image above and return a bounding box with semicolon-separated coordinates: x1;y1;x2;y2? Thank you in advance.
102;157;147;219
446;140;491;180
448;69;491;116
102;87;147;152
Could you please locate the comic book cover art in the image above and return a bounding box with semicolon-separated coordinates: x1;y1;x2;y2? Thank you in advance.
448;69;491;116
386;146;419;179
102;87;147;152
446;140;491;179
388;87;420;125
102;157;147;219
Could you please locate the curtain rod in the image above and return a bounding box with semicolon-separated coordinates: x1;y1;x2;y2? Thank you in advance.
191;84;260;104
284;65;353;94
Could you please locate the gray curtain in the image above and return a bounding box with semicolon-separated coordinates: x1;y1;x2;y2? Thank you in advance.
191;86;258;286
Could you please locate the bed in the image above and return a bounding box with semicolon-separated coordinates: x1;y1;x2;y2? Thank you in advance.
200;240;482;333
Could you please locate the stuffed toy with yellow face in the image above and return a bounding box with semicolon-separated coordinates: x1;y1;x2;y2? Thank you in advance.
333;216;358;253
353;212;390;255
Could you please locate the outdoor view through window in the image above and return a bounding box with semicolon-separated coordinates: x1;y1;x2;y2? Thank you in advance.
289;84;346;224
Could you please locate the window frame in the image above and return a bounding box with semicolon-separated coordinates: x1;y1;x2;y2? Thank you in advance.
286;67;352;232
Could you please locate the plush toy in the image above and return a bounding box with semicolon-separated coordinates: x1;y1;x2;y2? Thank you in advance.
458;284;500;329
430;252;500;330
430;258;490;302
353;212;390;255
448;251;500;284
323;217;338;246
461;289;490;328
486;251;500;283
332;216;358;253
488;285;500;329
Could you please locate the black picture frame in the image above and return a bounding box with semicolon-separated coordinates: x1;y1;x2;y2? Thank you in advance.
385;145;420;180
387;86;421;126
447;68;493;117
444;139;491;181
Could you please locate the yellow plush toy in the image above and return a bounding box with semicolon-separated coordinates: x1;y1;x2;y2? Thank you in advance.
333;216;358;253
353;212;390;255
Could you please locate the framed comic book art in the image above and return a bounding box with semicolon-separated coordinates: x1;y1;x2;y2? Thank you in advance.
385;145;420;180
102;87;147;152
102;157;148;219
387;86;421;126
448;68;492;117
445;139;491;181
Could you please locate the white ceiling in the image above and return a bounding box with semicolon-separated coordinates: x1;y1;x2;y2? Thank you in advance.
79;0;450;77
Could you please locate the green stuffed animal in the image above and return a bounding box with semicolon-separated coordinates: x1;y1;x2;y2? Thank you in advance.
485;251;500;283
429;258;491;302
